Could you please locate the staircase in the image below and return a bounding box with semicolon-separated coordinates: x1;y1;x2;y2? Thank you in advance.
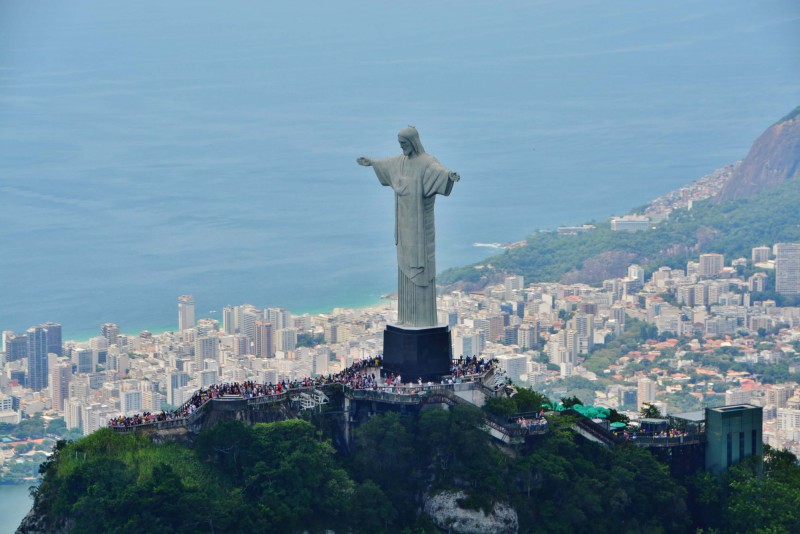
293;389;330;411
481;366;509;397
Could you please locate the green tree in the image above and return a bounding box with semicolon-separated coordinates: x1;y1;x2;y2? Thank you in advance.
350;480;397;534
14;442;33;453
640;402;662;419
15;415;45;439
606;408;630;425
483;396;518;419
561;395;583;409
351;411;417;517
46;417;67;436
420;405;506;511
512;388;550;413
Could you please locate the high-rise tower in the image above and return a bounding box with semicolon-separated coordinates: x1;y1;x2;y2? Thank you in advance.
4;332;28;362
178;295;195;332
41;322;62;356
101;323;120;346
776;243;800;296
194;336;219;368
638;377;657;409
26;325;49;391
50;362;72;411
254;320;275;358
167;371;190;406
699;253;724;278
239;306;261;342
222;305;236;334
752;245;771;263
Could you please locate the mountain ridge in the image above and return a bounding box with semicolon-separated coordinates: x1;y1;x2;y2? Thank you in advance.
440;106;800;289
716;105;800;202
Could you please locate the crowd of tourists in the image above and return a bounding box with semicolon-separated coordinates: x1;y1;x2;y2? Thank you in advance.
450;356;492;379
621;428;690;441
108;356;497;429
516;411;548;430
342;356;496;393
109;357;383;429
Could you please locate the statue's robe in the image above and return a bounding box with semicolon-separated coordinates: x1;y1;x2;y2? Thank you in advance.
371;152;457;327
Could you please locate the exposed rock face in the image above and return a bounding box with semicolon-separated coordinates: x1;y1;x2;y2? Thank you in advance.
716;106;800;202
443;271;506;295
424;490;518;534
560;250;636;285
15;507;71;534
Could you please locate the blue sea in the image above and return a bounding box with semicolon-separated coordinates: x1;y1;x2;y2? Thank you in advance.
1;0;798;342
0;484;32;534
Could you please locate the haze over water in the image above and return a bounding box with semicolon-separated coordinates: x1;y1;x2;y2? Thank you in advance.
1;0;798;341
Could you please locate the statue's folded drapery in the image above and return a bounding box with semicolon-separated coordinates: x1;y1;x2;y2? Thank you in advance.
366;127;458;327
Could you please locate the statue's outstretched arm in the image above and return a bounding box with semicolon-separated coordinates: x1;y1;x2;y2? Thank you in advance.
357;157;373;167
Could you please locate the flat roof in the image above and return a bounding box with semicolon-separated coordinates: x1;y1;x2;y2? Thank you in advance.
708;404;760;413
671;410;705;423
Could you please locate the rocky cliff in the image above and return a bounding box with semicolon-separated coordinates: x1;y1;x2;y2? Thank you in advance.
424;491;519;534
715;106;800;202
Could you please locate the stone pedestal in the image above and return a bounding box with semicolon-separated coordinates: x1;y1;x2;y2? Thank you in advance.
382;324;452;382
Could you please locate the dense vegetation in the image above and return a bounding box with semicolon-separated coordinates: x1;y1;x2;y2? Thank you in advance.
0;416;83;484
689;446;800;533
27;398;800;533
440;176;800;287
0;415;82;442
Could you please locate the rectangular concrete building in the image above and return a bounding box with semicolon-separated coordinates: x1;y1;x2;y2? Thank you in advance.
705;404;762;474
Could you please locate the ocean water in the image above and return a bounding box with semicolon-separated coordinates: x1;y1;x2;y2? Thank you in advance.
1;0;798;340
0;484;33;533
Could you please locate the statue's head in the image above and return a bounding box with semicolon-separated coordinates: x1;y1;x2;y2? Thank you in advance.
398;126;425;157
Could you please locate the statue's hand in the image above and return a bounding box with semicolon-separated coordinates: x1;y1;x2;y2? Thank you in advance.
357;157;373;167
449;171;460;182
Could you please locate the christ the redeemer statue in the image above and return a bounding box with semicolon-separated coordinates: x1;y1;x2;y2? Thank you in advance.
358;126;460;328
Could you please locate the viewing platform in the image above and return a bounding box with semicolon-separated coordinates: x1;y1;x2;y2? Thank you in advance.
106;359;541;445
341;374;505;405
569;410;706;449
109;385;328;434
627;433;705;447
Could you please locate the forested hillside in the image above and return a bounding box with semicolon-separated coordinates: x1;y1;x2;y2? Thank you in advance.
440;175;800;288
21;400;800;533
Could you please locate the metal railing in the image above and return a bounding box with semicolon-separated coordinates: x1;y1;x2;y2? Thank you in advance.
244;391;291;406
110;417;189;433
344;387;427;405
572;417;625;445
482;416;548;439
109;363;498;433
626;433;705;447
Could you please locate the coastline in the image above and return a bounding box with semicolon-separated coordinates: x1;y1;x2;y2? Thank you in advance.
60;161;736;345
63;296;393;345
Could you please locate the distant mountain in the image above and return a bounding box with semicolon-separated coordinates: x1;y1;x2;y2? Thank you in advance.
440;108;800;288
715;106;800;202
442;176;800;288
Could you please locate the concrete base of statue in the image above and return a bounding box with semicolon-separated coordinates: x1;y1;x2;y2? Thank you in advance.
382;324;452;382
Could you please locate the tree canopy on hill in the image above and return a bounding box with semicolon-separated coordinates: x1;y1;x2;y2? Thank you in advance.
440;176;800;287
30;404;699;533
